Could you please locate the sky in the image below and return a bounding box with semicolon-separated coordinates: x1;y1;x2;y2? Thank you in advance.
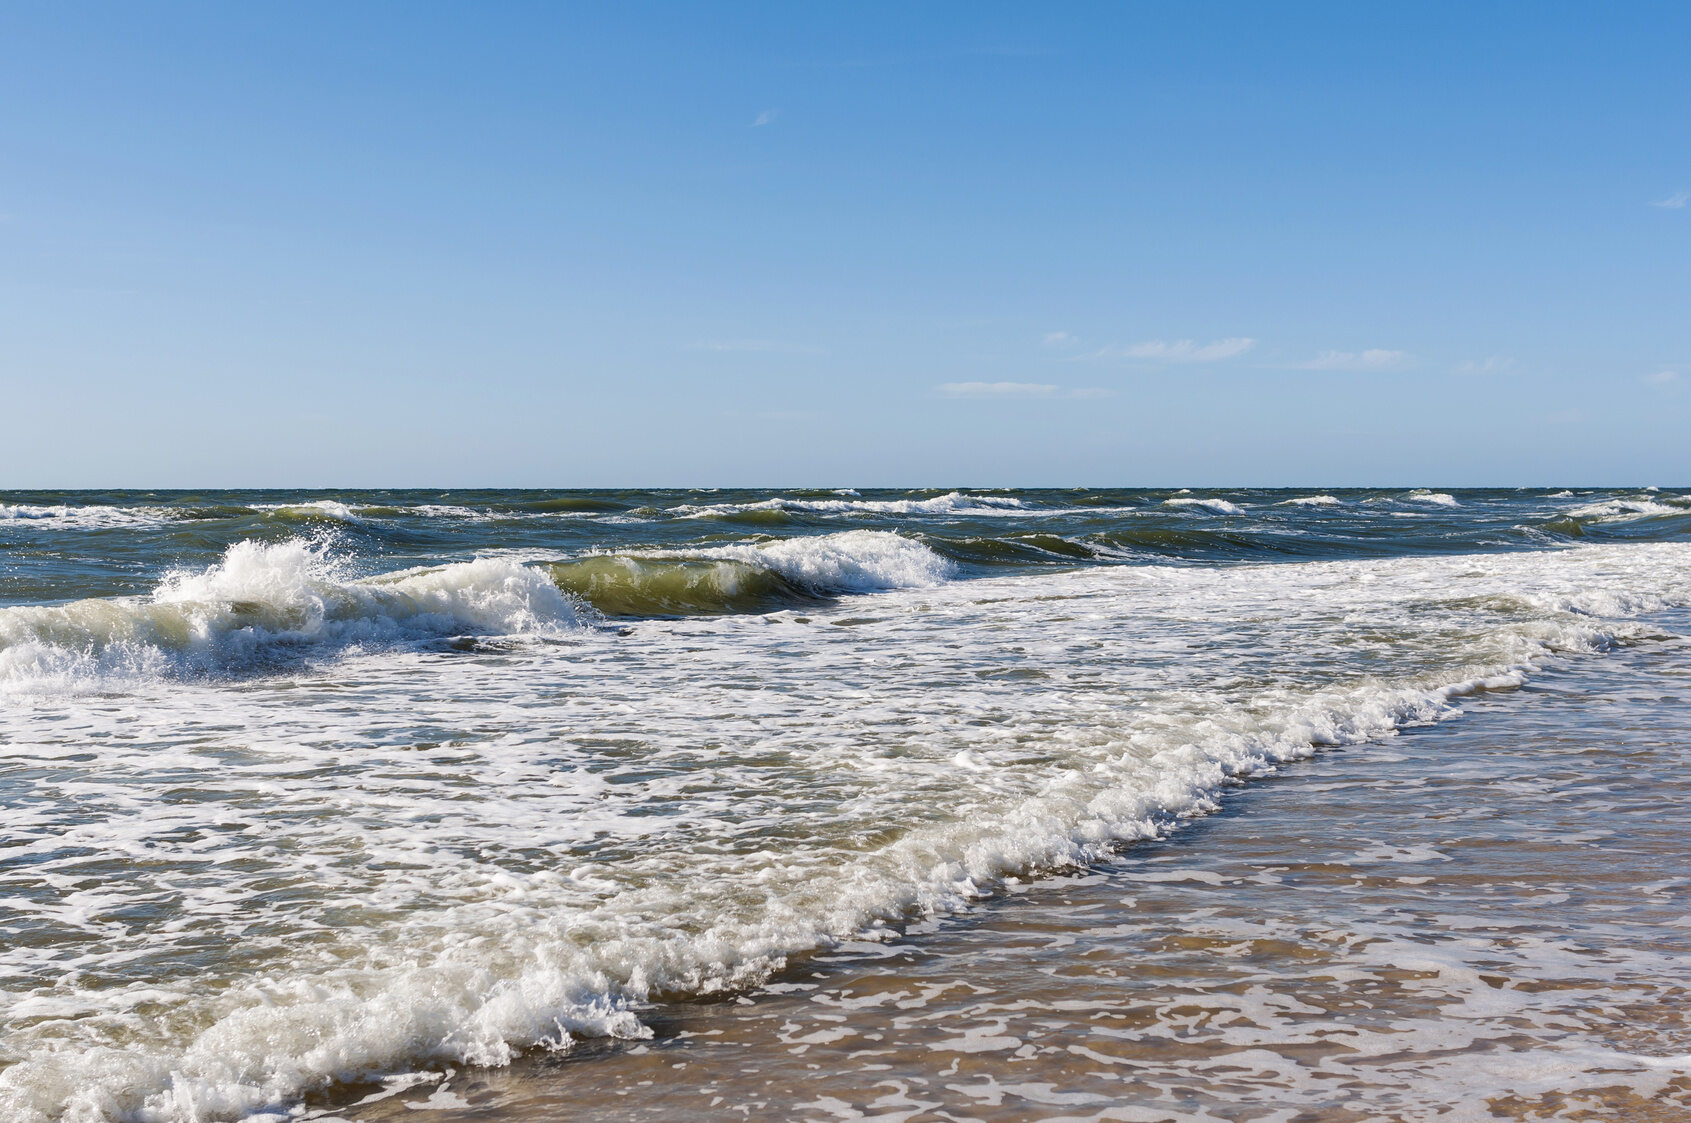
1;2;1687;487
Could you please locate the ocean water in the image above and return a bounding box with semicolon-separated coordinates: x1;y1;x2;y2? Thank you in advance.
1;488;1688;1121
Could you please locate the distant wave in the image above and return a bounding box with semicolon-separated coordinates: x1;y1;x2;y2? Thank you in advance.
1162;497;1245;515
0;503;183;530
1563;496;1689;523
671;491;1028;519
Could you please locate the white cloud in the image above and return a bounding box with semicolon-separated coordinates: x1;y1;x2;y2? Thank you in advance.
1096;337;1255;363
690;339;820;354
1292;348;1412;371
1645;370;1679;385
1454;356;1515;375
1651;190;1688;209
1042;331;1077;347
752;109;779;127
937;381;1110;399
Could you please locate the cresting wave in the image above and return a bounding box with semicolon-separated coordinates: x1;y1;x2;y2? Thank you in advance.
1162;496;1245;515
3;545;1688;1122
0;504;182;530
0;540;584;689
668;491;1028;518
549;530;954;615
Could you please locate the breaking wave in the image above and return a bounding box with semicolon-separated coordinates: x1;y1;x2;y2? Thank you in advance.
551;530;955;615
1564;497;1689;523
0;540;586;689
1163;497;1246;515
671;491;1027;519
0;504;183;530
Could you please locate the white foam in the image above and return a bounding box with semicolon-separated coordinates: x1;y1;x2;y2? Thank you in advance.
1162;497;1245;515
1279;495;1343;507
253;500;364;522
408;504;487;519
1404;490;1461;507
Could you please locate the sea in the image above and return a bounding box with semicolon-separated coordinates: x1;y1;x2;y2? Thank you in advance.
1;487;1688;1122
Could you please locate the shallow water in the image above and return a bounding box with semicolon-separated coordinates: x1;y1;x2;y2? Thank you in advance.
315;634;1691;1122
2;489;1688;1122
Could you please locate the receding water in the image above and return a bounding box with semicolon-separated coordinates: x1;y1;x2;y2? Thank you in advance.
2;488;1689;1121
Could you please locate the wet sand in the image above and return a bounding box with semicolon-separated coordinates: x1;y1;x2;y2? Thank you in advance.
318;639;1691;1122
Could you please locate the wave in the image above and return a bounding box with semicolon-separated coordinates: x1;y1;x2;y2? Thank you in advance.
0;504;183;530
553;531;955;615
670;492;1028;519
251;500;367;524
1403;490;1461;507
548;557;811;616
0;540;585;690
1279;495;1344;507
1162;497;1245;515
1563;497;1689;523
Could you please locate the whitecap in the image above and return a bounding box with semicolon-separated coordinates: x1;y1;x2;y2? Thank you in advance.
1163;497;1246;515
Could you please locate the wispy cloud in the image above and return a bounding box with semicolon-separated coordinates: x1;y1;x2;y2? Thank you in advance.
1645;370;1679;386
752;109;779;127
937;381;1110;399
1651;190;1688;209
1454;356;1515;375
1292;348;1412;371
1042;331;1077;348
690;339;820;354
1093;337;1255;363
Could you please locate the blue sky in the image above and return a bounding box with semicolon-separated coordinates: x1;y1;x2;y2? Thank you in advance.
1;2;1686;486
